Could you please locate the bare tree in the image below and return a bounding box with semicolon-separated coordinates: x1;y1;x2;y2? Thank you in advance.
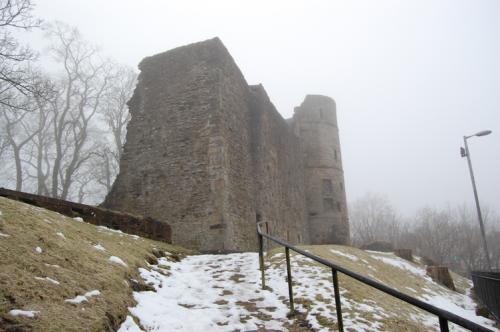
0;0;41;109
0;20;135;204
0;67;51;190
349;192;401;247
45;22;114;200
102;65;135;162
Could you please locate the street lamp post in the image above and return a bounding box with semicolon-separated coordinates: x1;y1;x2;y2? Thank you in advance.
461;130;492;271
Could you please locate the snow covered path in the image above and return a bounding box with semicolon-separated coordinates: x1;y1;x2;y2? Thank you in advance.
122;253;293;332
120;250;499;332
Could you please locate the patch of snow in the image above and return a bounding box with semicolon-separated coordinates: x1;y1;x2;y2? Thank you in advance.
73;217;83;222
35;246;42;254
109;256;127;267
34;276;60;285
9;309;39;318
44;263;60;268
330;249;359;261
65;295;87;304
129;253;291;331
43;219;52;224
56;232;66;239
369;253;426;277
65;290;100;304
98;225;124;235
0;232;9;237
85;290;101;297
93;243;106;251
418;290;500;331
118;315;143;332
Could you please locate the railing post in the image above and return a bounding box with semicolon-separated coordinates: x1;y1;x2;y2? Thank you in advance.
332;269;344;332
258;227;266;290
285;246;295;315
439;317;449;332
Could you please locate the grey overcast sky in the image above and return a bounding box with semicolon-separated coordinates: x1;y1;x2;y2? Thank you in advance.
30;0;500;215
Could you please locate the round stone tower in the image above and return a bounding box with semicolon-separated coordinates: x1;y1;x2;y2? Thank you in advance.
291;95;350;244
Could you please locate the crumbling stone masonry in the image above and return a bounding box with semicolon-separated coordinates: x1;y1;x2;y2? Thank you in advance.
103;38;349;252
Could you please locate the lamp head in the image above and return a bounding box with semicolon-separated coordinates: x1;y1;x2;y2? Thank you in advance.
475;130;492;137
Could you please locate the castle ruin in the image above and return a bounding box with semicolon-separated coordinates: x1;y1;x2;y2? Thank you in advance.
103;38;349;252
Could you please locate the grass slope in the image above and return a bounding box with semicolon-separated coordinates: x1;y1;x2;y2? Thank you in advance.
265;245;498;331
0;197;193;332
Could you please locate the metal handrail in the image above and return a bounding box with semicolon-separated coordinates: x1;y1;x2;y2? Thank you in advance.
256;221;494;332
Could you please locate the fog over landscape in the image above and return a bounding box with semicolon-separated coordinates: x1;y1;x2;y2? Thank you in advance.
25;0;500;215
2;2;500;330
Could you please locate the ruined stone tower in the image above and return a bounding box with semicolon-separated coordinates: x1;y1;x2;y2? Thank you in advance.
290;96;350;244
103;38;349;252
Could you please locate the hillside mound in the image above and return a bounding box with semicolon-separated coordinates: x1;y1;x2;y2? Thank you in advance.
264;245;499;331
0;197;193;331
1;196;498;331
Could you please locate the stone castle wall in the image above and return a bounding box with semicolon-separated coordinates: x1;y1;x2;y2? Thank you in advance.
291;96;350;244
0;188;172;243
103;38;348;252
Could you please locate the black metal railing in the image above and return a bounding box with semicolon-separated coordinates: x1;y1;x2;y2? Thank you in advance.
257;221;494;332
472;270;500;322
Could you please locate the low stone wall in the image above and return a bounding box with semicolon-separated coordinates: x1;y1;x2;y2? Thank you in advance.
0;188;171;243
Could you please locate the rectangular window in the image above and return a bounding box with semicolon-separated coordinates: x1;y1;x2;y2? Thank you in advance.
322;179;333;196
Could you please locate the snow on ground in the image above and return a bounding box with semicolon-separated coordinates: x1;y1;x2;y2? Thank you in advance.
35;246;42;254
330;249;359;261
93;243;106;251
118;316;143;332
64;290;101;304
109;256;127;267
127;253;291;332
56;231;66;239
122;249;499;332
9;309;39;318
73;217;83;222
34;276;60;285
368;251;427;277
0;232;9;237
98;225;125;235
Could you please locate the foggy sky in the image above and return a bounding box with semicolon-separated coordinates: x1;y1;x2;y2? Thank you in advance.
30;0;500;216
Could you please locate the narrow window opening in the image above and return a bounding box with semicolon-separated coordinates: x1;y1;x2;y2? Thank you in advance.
322;179;333;196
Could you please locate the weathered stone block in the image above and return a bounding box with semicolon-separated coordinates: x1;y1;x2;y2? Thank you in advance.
394;249;413;262
426;266;456;291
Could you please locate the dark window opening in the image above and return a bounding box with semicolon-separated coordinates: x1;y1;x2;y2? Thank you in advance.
323;198;334;212
322;179;333;196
